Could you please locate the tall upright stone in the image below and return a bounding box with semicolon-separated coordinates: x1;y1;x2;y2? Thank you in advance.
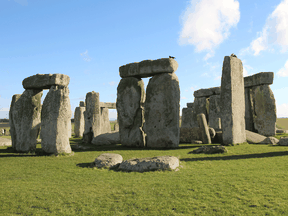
117;77;145;147
181;107;195;128
220;55;246;145
144;73;180;148
244;88;254;131
197;113;211;144
100;107;111;134
191;97;208;127
83;91;101;143
74;103;86;137
41;86;72;154
9;90;42;152
209;95;221;130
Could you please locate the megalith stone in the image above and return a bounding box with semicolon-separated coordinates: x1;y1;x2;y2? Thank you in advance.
244;88;254;131
252;84;276;136
144;73;180;148
83;91;101;143
41;86;72;154
181;107;195;128
179;127;201;143
92;153;123;169
208;95;221;130
197;113;211;144
244;72;274;88
116;77;145;147
192;97;208;127
100;107;111;134
74;106;85;137
9;90;42;152
220;55;246;145
193;87;221;98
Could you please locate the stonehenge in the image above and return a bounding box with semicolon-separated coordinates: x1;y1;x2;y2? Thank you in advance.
117;57;180;148
74;101;85;137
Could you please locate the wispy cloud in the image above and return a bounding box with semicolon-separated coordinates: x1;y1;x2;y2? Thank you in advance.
277;60;288;77
181;97;188;100
277;103;288;117
214;76;221;80
240;0;288;56
80;50;91;62
179;0;240;60
109;81;116;86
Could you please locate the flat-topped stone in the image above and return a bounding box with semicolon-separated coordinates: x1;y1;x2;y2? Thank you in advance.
22;74;70;90
194;87;221;98
119;58;178;78
99;102;116;109
244;72;273;88
187;103;194;108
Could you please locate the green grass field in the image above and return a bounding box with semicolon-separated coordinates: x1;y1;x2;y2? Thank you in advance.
1;119;288;215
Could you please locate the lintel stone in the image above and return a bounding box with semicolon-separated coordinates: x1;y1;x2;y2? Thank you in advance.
193;87;221;98
244;72;273;88
99;102;116;109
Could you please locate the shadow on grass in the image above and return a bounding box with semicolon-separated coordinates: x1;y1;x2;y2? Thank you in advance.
76;162;92;168
181;151;288;162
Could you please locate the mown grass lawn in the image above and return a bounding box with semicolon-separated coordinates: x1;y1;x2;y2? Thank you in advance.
1;136;288;215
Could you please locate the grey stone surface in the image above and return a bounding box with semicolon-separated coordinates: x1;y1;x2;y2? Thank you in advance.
114;122;119;132
252;84;276;136
83;91;101;143
144;73;180;148
259;137;279;145
91;132;120;145
74;106;85;137
9;90;42;152
99;102;116;109
22;73;70;90
119;58;178;78
245;88;254;131
179;127;201;143
190;145;227;154
276;129;288;134
193;87;221;98
93;153;123;168
79;101;85;107
41;86;72;154
220;56;246;145
192;97;208;128
187;103;194;108
197;113;211;144
278;137;288;146
0;137;12;146
208;95;221;130
209;127;216;139
181;107;194;128
118;156;179;172
244;72;274;88
117;77;145;147
100;107;111;134
245;130;266;144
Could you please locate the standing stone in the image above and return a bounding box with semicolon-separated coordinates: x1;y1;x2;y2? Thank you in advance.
74;106;85;137
117;77;145;147
192;97;208;127
9;90;42;152
181;107;195;128
41;86;72;154
197;113;211;144
100;107;111;134
83;91;100;143
144;73;180;148
114;122;119;131
252;84;276;136
220;55;246;145
244;88;254;131
209;95;221;130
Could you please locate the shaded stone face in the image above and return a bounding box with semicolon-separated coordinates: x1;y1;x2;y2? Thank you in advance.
244;72;274;88
179;127;201;143
208;95;221;130
116;77;145;147
220;56;246;145
100;107;111;134
197;113;211;144
181;107;195;128
192;97;208;128
143;73;180;148
193;87;221;98
79;101;85;107
74;106;85;137
9;90;42;152
40;86;72;154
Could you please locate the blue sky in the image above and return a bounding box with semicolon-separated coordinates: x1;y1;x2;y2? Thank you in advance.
1;0;288;120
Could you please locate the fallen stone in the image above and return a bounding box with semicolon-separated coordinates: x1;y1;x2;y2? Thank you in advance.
179;127;201;143
144;73;180;148
244;72;274;88
259;137;279;145
117;77;145;147
190;145;227;154
41;86;72;154
245;130;267;144
0;137;12;146
74;106;85;137
22;73;70;90
119;58;178;78
193;87;221;98
197;113;211;144
118;156;179;172
91;132;120;145
220;55;246;145
278;137;288;146
191;140;203;144
92;153;123;169
208;95;221;130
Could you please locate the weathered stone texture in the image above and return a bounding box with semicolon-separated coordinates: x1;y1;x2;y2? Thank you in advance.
208;95;221;130
79;101;85;107
245;88;254;131
278;137;288;146
179;127;201;143
74;106;85;137
197;113;211;144
194;87;221;98
91;132;120;145
181;107;195;128
192;97;208;127
119;58;178;78
100;107;111;134
41;86;72;154
93;153;123;168
245;130;266;144
220;56;246;145
0;137;12;146
117;77;145;147
244;72;274;88
22;73;70;90
99;102;116;109
190;145;227;154
144;73;180;148
9;90;42;152
187;103;194;108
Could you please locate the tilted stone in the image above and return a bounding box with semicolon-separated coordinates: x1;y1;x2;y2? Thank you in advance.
193;87;221;98
244;72;273;88
181;107;195;128
9;90;42;152
117;77;145;147
144;73;180;148
119;58;178;78
197;113;211;144
93;153;123;168
220;55;246;145
74;106;85;137
22;73;70;90
41;86;72;154
208;95;221;130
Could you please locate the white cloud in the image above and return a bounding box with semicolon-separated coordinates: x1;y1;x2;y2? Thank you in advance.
241;0;288;56
179;0;240;60
80;50;91;62
214;76;221;80
181;97;188;100
0;107;9;111
277;103;288;117
277;60;288;77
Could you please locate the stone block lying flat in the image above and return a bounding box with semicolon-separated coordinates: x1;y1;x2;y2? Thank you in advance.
118;156;179;172
245;130;266;144
244;72;273;88
193;87;221;98
119;58;178;78
99;102;116;109
92;153;123;168
91;132;120;145
23;74;70;90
